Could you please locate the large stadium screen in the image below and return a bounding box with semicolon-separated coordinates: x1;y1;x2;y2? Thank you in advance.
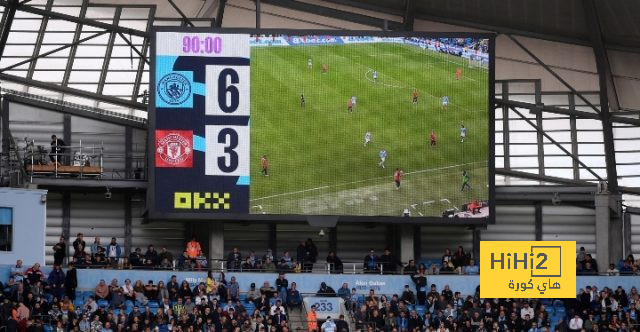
149;29;494;222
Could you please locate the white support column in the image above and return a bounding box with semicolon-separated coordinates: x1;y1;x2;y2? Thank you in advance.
595;193;623;273
209;222;224;267
399;225;414;263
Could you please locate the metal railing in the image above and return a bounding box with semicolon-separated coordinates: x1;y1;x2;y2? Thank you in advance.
25;139;104;181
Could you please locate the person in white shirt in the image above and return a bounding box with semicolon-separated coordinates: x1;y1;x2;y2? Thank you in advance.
321;316;336;332
568;314;583;331
520;302;534;320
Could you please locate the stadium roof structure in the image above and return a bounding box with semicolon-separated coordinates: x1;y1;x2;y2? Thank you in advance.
0;0;638;206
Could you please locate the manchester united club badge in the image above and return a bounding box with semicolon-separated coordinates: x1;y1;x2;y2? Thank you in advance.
155;130;193;168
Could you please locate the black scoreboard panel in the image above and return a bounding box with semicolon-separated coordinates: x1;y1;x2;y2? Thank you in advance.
148;29;495;224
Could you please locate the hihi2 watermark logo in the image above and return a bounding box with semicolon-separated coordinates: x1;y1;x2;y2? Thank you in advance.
480;241;575;298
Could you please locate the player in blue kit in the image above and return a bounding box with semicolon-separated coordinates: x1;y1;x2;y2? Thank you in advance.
372;70;378;83
308;57;312;69
364;131;372;146
460;124;466;143
378;149;387;168
441;96;449;111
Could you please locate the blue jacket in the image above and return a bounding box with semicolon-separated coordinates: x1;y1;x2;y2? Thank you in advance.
48;269;65;287
107;244;122;258
396;316;409;330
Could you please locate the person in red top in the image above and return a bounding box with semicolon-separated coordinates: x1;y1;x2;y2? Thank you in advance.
412;89;419;104
185;236;202;269
455;67;462;80
261;155;269;176
347;98;353;113
394;168;404;190
430;131;437;148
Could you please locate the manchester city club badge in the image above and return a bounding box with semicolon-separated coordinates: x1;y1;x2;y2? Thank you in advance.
157;72;191;105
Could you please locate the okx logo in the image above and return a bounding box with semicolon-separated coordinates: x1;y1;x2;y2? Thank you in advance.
480;241;575;298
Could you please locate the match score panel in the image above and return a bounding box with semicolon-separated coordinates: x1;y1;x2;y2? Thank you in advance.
152;32;251;215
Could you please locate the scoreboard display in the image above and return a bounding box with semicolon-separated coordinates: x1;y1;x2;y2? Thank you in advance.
149;28;495;223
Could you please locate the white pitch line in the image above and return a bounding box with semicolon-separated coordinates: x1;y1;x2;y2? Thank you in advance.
364;67;404;89
423;201;435;205
440;198;451;204
418;212;424;216
250;160;486;202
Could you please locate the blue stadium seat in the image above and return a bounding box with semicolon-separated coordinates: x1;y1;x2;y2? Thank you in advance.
125;300;134;308
97;299;109;308
113;309;120;316
74;298;84;308
148;301;160;311
43;325;53;332
416;305;426;316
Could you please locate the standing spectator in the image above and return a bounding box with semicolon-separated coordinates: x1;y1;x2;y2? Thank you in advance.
50;134;66;165
106;237;122;266
47;264;65;299
305;239;318;272
296;241;306;268
228;276;240;302
90;237;103;258
307;305;318;332
53;236;66;266
65;262;77;300
186;236;203;268
167;275;179;301
411;264;427;305
380;248;399;274
316;282;336;297
227;248;242;272
364;249;379;273
400;285;416;305
144;244;159;267
452;246;468;268
72;233;86;259
321;316;336;332
335;315;349;332
275;273;288;302
286;282;302;311
326;251;343;274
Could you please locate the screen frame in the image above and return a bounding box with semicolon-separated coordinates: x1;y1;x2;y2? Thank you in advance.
148;27;496;225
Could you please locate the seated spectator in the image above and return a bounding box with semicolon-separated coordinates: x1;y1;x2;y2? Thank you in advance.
25;263;45;285
144;244;159;267
326;251;343;274
440;261;456;273
620;261;634;275
316;282;336;297
144;280;158;300
400;285;416;305
10;259;25;283
73;233;86;258
129;247;143;267
286;282;302;311
260;281;277;299
227;247;242;272
442;248;453;267
263;257;276;273
122;278;135;301
403;259;417;275
607;263;620;276
110;287;125;308
186;235;203;268
242;257;255;271
91;237;103;258
581;261;597;274
278;251;293;271
263;248;275;263
247;250;258;268
95;279;110;300
158;247;173;268
93;247;107;266
364;249;379;273
464;259;479;274
178;280;193;299
246;282;260;303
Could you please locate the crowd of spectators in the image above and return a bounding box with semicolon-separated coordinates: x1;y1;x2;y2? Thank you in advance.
4;254;640;332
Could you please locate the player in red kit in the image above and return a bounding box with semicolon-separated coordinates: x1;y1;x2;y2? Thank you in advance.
412;89;419;105
430;131;437;148
261;155;269;176
394;168;404;190
322;63;328;73
455;67;462;80
347;98;353;113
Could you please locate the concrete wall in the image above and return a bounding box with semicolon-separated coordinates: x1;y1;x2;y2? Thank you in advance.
0;188;47;265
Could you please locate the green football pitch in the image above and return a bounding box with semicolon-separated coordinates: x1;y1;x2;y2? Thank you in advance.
250;42;489;217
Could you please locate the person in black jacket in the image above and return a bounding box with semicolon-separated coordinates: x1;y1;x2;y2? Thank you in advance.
411;264;427;305
53;236;66;267
316;282;336;297
335;314;349;332
326;251;343;274
65;262;77;300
